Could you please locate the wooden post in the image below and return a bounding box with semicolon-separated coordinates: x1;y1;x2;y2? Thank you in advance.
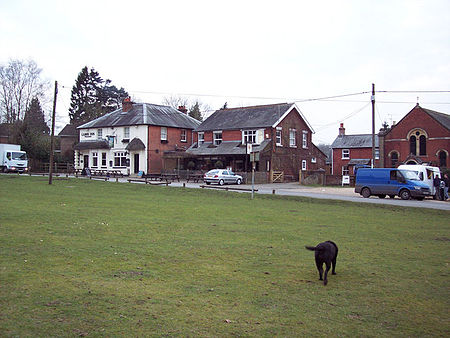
48;81;58;185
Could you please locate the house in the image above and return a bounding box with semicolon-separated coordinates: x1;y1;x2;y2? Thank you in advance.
331;123;379;176
58;123;78;162
186;103;326;182
378;104;450;168
74;100;200;175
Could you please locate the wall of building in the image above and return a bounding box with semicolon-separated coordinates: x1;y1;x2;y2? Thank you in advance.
332;147;378;175
383;107;449;167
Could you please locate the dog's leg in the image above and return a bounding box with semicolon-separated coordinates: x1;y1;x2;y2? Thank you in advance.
332;257;337;275
323;262;331;286
316;260;323;281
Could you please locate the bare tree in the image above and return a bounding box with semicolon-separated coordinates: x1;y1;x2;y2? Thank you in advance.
162;95;190;109
0;59;49;123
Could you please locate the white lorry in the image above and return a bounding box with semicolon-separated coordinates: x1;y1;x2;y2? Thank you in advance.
398;164;441;196
0;144;29;173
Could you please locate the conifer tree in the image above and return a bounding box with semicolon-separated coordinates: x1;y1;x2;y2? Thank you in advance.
23;97;49;134
188;101;203;121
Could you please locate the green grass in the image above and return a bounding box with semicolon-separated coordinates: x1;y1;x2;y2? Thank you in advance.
0;175;449;337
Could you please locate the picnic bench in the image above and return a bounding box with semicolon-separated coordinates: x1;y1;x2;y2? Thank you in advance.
127;178;171;186
187;173;204;183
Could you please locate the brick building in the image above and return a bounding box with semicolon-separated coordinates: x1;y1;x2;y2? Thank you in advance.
74;100;200;175
331;123;379;176
187;103;326;182
379;104;450;168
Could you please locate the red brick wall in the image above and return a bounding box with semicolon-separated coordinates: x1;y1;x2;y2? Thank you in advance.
147;126;194;173
332;147;379;175
383;106;450;167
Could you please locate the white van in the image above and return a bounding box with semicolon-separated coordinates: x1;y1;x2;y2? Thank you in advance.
398;164;441;196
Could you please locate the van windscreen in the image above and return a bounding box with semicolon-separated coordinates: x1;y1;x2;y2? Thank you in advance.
399;170;420;181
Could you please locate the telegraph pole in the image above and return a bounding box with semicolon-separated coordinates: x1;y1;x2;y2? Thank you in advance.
49;81;58;185
371;83;375;168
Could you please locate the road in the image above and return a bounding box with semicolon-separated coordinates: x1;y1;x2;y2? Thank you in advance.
19;174;450;211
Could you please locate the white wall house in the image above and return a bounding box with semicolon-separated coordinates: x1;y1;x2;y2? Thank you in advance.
74;101;200;175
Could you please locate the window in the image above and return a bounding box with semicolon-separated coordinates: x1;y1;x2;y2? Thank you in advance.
419;135;426;155
97;129;103;139
302;131;308;148
390;151;399;167
289;129;296;147
161;127;167;141
198;132;204;145
342;149;350;159
439;151;447;167
276;127;282;146
302;160;307;171
114;152;127;167
243;130;257;144
101;152;107;167
342;166;349;175
180;129;187;142
410;135;416;155
311;157;317;163
375;148;380;160
92;152;98;167
213;131;222;146
409;129;427;156
124;127;130;139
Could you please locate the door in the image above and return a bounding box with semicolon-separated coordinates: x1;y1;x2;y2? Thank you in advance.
83;155;89;168
134;154;139;174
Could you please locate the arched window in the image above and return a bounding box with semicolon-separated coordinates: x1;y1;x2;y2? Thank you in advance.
419;135;426;155
409;136;416;155
390;151;399;167
408;129;427;156
439;151;447;167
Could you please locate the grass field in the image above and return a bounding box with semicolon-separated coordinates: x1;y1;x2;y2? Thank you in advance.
0;175;449;336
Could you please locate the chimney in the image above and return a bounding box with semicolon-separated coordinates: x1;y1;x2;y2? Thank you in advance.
178;105;188;114
339;123;345;136
122;97;133;112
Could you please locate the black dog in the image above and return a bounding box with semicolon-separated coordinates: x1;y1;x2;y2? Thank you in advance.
305;241;338;285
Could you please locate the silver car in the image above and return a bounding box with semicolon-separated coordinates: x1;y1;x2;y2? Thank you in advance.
204;169;243;185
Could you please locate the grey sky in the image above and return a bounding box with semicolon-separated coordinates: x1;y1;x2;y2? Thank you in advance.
1;0;449;144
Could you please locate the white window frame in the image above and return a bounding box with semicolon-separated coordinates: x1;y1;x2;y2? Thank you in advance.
276;127;282;146
213;131;222;146
302;131;308;149
97;129;103;139
181;129;187;142
114;152;127;167
302;159;307;171
92;152;98;167
243;130;257;144
311;157;317;163
289;129;297;147
198;132;204;145
161;127;167;141
124;127;130;139
375;148;380;160
342;166;349;176
342;149;350;159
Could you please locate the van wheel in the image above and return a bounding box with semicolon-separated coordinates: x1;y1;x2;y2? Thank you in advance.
400;189;411;200
361;187;371;198
378;195;386;199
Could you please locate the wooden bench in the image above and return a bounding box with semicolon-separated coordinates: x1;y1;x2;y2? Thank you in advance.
200;185;257;192
127;178;171;186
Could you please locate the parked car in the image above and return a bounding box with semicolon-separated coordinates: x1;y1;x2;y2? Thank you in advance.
204;169;243;185
355;168;431;200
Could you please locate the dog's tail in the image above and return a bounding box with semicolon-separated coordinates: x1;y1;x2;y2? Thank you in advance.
305;245;317;251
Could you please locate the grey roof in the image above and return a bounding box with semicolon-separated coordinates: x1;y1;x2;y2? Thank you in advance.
74;140;110;150
331;134;379;149
422;107;450;130
125;137;146;151
58;124;77;137
78;103;201;130
196;103;312;132
187;139;271;156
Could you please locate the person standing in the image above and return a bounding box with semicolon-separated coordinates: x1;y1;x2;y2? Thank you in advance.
433;174;442;200
444;173;450;200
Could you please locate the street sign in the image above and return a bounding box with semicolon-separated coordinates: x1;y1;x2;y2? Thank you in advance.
246;143;252;154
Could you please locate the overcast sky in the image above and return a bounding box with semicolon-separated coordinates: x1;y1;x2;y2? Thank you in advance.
1;0;449;144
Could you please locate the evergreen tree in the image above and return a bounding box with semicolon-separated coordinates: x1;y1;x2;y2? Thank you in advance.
23;97;49;134
188;101;203;121
69;66;128;125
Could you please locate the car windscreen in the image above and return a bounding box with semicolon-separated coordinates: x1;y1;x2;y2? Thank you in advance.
399;169;420;181
12;152;27;160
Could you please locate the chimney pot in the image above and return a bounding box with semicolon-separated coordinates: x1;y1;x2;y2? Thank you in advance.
122;97;133;112
178;105;188;114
